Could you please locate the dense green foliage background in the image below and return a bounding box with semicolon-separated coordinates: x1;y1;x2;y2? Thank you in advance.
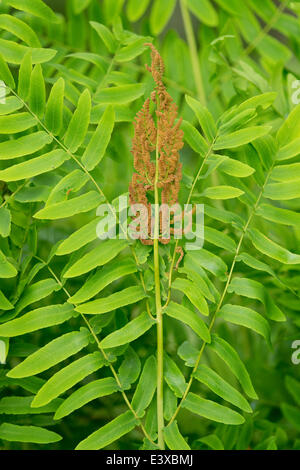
0;0;300;450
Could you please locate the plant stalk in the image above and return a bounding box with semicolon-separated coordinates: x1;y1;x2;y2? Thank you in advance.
154;130;164;450
180;0;206;105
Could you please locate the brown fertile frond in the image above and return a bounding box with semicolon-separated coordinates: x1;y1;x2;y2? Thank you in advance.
129;44;184;244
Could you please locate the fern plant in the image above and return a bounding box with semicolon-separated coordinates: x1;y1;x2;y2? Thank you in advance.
0;0;300;451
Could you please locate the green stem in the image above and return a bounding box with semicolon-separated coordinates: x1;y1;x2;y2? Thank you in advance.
243;0;289;57
154;125;164;450
96;44;121;91
180;0;206;105
154;229;164;449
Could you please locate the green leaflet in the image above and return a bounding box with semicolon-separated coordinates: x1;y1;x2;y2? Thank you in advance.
219;109;256;135
7;328;90;378
94;84;146;105
68;258;137;304
131;356;157;417
56;218;101;256
45;170;89;206
76;411;138;450
34;191;103;220
256;203;300;227
64;89;91;153
236;92;277;113
0;304;74;337
0;290;13;310
0;131;52;160
186;249;227;281
218;304;271;343
0;208;11;237
276;138;300;161
165;301;211;343
172;278;209;316
64;239;128;278
0;423;62;444
178;265;215;303
0;250;17;278
101;312;155;349
213;155;255;178
0;396;62;414
186;0;218;27
0;96;22;115
203;203;243;229
14;279;60;315
18;51;31;99
236;252;277;279
0;150;68;182
185;94;217;141
208;335;258;399
203;226;236;253
203;185;244;200
14;185;50;203
76;286;147;315
103;0;123;24
29;64;45;118
126;0;150;22
4;0;59;24
0;112;36;134
252;135;276;170
0;38;57;64
54;378;119;420
32;352;105;407
233;61;269;92
0;53;15;89
164;353;187;398
277;104;300;147
177;341;198;367
228;277;286;321
118;347;141;390
144;400;157;442
249;228;300;264
164;421;190;450
182;393;245;425
270;163;300;182
194;364;252;412
45;77;65;135
116;38;152;63
72;0;92;14
82;106;115;171
90;21;117;53
164;385;177;421
264;180;300;200
150;0;176;36
181;120;209;156
213;126;271;150
51;64;96;90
